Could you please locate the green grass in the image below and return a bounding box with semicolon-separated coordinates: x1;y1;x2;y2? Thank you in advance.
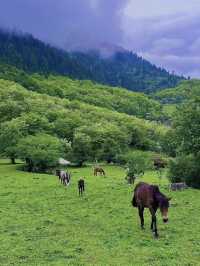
0;159;200;266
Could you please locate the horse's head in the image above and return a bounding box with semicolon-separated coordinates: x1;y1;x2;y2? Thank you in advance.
55;169;61;176
159;197;171;223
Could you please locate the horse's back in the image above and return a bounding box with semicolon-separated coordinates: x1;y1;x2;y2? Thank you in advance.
132;182;155;208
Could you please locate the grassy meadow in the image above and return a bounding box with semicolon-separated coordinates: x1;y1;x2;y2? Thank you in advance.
0;159;200;266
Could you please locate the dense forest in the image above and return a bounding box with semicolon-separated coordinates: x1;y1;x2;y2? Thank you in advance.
0;63;166;122
0;29;183;93
153;79;200;104
0;76;167;169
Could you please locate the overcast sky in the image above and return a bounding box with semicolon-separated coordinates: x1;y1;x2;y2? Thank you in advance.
1;0;200;77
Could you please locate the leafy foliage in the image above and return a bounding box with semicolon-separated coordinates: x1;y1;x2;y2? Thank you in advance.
0;78;168;170
168;97;200;187
0;64;165;121
17;134;64;172
168;154;200;188
173;97;200;155
119;150;154;177
153;80;200;104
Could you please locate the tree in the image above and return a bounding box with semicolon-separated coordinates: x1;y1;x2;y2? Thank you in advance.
0;113;52;163
71;131;92;167
168;154;200;188
17;134;64;172
125;151;152;178
168;97;200;187
0;119;26;163
173;97;200;155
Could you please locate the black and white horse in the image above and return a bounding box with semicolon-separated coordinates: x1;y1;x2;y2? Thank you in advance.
56;170;71;186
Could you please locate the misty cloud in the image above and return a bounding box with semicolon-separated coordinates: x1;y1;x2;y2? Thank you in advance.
122;11;200;77
0;0;200;77
0;0;128;50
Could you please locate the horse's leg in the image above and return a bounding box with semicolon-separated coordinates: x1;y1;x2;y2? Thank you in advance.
138;206;144;229
149;207;158;237
151;218;153;231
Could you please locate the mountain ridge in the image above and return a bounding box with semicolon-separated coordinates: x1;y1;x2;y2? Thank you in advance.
0;28;183;93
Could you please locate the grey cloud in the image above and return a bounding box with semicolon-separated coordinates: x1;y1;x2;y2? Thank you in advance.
122;13;200;77
0;0;128;50
0;0;200;77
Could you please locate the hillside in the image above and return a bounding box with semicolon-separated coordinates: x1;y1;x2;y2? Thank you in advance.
0;29;183;93
0;63;165;121
0;78;168;165
153;80;200;104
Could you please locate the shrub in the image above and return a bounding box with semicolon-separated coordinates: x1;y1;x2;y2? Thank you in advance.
17;133;64;172
168;154;200;188
118;150;154;177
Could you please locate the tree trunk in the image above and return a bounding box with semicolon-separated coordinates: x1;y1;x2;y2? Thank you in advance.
11;158;16;164
77;161;84;167
26;158;34;172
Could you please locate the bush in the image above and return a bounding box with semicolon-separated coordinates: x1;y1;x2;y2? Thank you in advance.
168;154;200;188
17;133;64;172
118;150;154;177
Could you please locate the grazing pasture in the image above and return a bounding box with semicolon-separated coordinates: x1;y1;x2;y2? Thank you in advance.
0;159;200;265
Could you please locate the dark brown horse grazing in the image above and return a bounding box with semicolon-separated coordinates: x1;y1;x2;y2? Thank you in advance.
94;167;105;176
132;182;171;237
78;178;85;196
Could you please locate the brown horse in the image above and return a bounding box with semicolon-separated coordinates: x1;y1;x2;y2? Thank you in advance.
154;158;167;170
94;167;105;176
132;182;171;237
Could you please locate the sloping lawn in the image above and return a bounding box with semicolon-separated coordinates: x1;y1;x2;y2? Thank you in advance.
0;159;200;265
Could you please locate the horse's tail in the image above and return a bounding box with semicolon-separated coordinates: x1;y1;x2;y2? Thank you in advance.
132;194;137;207
131;183;143;207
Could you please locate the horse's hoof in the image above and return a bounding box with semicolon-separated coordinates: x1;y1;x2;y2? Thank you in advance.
154;234;159;238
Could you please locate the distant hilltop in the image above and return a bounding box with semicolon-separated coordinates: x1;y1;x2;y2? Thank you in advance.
0;28;184;93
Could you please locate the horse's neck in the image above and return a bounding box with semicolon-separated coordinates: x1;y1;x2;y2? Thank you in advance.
154;192;165;204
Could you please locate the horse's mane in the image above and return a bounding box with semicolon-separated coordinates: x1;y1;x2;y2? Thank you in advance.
152;185;169;207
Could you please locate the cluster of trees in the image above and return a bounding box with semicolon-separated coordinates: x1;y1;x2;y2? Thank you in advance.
0;78;167;172
0;29;183;93
0;63;169;121
153;80;200;104
167;97;200;188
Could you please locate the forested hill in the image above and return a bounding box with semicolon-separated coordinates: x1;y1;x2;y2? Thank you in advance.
153;79;200;104
0;63;164;121
0;29;183;93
